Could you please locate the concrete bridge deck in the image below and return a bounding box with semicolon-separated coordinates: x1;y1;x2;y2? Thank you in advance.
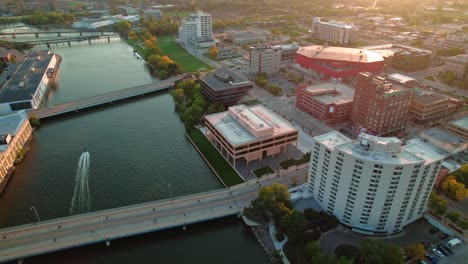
28;75;184;119
0;169;306;263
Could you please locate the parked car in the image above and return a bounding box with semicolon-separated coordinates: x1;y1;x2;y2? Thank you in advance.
432;248;445;258
447;238;462;248
437;246;449;256
440;244;454;255
419;260;428;264
425;254;438;264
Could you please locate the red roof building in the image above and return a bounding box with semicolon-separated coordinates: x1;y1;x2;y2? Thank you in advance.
295;45;385;82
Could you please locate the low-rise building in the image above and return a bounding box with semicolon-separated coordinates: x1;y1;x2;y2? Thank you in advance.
200;67;253;106
296;82;354;125
409;90;461;124
363;44;432;71
144;9;163;21
271;43;300;61
444;54;468;79
307;132;443;235
312;17;353;44
249;46;281;75
0;51;60;116
224;29;266;45
0;111;32;182
445;32;468;48
446;116;468;140
205;104;298;166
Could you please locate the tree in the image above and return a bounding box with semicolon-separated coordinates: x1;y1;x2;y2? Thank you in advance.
429;193;447;215
452;165;468;188
281;210;305;241
440;176;467;201
117;20;132;35
446;211;461;224
208;45;219;60
405;243;426;260
128;30;138;41
360;238;404;264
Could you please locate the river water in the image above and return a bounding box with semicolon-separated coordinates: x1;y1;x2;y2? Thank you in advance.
0;38;269;263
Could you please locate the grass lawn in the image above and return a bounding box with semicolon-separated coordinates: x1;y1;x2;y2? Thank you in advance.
253;166;274;178
156;40;213;72
189;129;243;187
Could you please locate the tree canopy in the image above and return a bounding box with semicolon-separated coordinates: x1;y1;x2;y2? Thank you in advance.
359;238;404;264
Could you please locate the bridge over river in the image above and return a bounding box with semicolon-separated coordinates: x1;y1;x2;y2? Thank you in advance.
0;170;306;263
28;75;185;119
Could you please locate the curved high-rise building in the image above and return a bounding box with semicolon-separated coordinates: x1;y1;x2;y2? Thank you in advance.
307;132;443;235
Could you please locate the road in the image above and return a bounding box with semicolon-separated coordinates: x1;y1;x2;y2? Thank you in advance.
0;168;306;263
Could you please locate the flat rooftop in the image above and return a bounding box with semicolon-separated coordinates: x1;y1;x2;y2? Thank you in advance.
315;131;444;165
314;18;352;29
449;116;468;129
0;51;54;104
413;89;448;104
205;104;297;146
388;73;415;84
297;45;384;63
201;67;252;91
0;111;28;152
305;82;354;105
446;54;468;64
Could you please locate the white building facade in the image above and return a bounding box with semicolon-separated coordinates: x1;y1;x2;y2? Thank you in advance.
307;132;443;235
178;10;212;45
312;17;352;44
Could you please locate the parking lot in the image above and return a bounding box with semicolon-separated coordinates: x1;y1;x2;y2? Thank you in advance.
267;75;297;95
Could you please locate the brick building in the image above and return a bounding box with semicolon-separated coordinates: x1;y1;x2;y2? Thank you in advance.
296;82;354;125
409;90;462;124
350;72;414;136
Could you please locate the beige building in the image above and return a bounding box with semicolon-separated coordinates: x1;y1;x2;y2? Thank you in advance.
205;104;298;166
409;90;461;124
312;17;352;44
249;46;281;75
446;116;468;140
0;111;32;181
224;29;266;45
444;54;468;79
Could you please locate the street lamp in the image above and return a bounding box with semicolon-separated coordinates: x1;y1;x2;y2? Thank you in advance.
30;206;40;222
168;184;173;199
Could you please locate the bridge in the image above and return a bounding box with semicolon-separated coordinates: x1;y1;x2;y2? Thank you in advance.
0;170;306;263
4;34;121;48
28;75;185;119
0;30;112;38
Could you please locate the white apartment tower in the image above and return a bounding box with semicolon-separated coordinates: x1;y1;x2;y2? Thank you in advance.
312;17;352;44
178;10;212;45
307;132;443;235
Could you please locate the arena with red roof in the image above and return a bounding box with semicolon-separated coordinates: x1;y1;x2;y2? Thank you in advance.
295;45;385;82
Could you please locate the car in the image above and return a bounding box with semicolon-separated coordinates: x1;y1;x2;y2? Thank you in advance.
432;248;444;257
437;246;449;256
425;254;438;264
419;260;428;264
440;244;454;255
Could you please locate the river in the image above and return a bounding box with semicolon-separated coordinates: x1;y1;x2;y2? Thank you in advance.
0;37;269;263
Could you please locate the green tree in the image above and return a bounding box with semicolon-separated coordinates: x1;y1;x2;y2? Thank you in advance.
405;243;426;260
452;165;468;188
281;210;305;241
360;238;404;264
446;211;461;224
117;20;132;35
429;193;447;215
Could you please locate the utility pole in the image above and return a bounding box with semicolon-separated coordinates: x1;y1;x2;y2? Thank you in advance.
30;206;40;222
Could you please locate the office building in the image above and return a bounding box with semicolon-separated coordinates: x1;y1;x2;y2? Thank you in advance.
350;72;414;136
294;45;384;82
249;46;281;75
363;44;432;71
177;10;212;46
445;32;468;48
296;82;354;125
446;116;468;140
307;132;443;235
271;43;300;61
312;17;352;44
205;104;298;166
224;29;266;45
409;90;461;124
200;67;253;106
0;51;60;115
444;54;468;79
0;111;32;182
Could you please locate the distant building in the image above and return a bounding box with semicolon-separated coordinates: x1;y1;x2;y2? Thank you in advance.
312;17;352;44
200;67;253;106
350;72;414;136
0;51;60;115
445;32;468;48
409;90;461;124
294;45;384;82
446;116;468;140
444;54;468;79
296;82;354;125
177;10;212;46
144;9;163;21
249;46;281;75
271;43;300;61
224;29;266;45
307;132;443;235
205;104;298;166
0;111;32;181
387;73;419;87
363;44;432;71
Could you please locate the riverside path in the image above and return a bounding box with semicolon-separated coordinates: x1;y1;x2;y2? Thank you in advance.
0;169;306;263
27;75;185;119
